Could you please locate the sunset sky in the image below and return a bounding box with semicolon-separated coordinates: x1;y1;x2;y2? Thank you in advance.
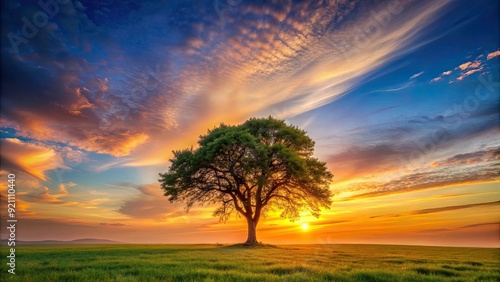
1;0;499;247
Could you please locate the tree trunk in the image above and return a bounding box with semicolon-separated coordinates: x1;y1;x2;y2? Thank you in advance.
245;218;258;244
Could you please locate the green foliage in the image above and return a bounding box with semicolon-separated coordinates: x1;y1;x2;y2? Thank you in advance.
159;117;334;232
1;244;498;281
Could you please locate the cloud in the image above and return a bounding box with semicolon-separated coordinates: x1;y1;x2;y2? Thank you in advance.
58;87;96;116
417;222;499;234
345;157;499;200
312;219;351;227
367;82;414;95
0;193;35;217
435;193;473;199
327;144;405;182
16;181;113;213
118;183;187;219
100;222;126;227
365;105;401;117
457;66;483;81
0;138;67;180
410;71;424;79
459;222;499;229
412;201;499;215
430;70;452;82
458;61;473;70
486;50;500;60
58;182;76;193
372;201;499;219
431;148;498;167
23;186;71;205
417;228;451;233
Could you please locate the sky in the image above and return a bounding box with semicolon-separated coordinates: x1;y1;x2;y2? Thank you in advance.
0;0;499;247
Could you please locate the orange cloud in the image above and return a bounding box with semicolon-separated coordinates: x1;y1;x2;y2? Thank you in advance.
36;187;70;204
57;87;96;116
457;66;483;81
0;193;35;217
451;59;484;81
0;138;67;180
85;132;150;157
458;61;473;70
486;50;500;60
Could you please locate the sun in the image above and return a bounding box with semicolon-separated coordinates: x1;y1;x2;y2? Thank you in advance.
301;223;309;231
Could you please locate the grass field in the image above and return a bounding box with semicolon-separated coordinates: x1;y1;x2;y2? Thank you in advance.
1;244;498;281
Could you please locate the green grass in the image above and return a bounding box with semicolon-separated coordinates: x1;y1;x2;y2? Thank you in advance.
1;244;498;281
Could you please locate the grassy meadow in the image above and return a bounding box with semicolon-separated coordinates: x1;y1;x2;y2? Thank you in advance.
1;244;498;281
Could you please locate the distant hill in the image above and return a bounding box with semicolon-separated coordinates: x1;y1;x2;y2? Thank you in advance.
3;238;122;245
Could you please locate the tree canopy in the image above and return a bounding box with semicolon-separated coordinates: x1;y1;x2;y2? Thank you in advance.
159;116;333;244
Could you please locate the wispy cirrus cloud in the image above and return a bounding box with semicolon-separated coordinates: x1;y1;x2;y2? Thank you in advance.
100;222;126;227
410;71;424;79
431;148;498;167
372;201;499;219
418;222;499;233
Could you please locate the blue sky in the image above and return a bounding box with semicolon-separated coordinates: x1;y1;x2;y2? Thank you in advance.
1;0;499;245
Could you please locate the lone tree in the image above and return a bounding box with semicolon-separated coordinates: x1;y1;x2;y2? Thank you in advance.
159;117;333;245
